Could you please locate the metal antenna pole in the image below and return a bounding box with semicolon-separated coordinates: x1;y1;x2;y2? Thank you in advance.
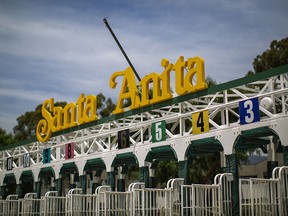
103;18;141;82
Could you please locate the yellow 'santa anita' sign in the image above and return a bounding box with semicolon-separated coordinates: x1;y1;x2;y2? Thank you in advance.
36;56;207;142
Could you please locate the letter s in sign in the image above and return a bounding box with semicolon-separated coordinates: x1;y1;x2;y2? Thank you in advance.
239;98;260;125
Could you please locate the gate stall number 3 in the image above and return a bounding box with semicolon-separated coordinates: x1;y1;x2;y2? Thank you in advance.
239;97;260;125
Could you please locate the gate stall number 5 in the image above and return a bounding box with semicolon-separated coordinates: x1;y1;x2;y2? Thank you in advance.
152;120;166;143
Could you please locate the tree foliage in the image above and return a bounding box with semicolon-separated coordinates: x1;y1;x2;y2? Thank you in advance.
249;37;288;74
155;160;179;188
13;102;67;141
96;93;116;117
0;128;15;147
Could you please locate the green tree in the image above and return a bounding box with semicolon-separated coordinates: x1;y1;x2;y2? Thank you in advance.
248;37;288;74
96;93;116;117
13;101;67;141
0;128;15;147
155;160;179;188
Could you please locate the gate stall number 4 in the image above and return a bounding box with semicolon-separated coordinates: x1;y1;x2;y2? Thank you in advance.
239;97;260;125
192;110;209;134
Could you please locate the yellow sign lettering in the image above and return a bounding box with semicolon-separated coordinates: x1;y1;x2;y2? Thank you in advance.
111;56;208;114
36;94;98;142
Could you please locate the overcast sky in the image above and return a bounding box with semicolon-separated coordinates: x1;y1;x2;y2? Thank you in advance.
0;0;287;133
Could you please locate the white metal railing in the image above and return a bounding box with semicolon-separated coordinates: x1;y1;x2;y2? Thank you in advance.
273;166;288;215
240;166;288;216
21;193;42;215
41;191;66;216
5;194;21;216
66;188;97;216
240;178;280;216
0;167;286;215
167;178;184;216
239;179;252;216
0;196;5;216
181;184;220;216
95;185;111;216
181;173;233;216
214;173;233;215
105;191;133;215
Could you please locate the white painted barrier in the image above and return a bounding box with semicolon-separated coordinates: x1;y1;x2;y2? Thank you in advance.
167;178;184;216
5;195;21;216
2;167;287;216
105;191;133;215
21;193;42;215
273;166;288;215
181;173;233;216
240;166;288;216
0;196;5;216
41;191;66;216
214;173;233;215
66;188;97;216
94;185;111;216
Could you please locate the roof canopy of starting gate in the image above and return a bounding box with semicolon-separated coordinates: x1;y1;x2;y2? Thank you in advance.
186;137;223;157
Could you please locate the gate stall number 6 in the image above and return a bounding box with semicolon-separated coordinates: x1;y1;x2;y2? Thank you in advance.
239;97;260;125
118;129;130;149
